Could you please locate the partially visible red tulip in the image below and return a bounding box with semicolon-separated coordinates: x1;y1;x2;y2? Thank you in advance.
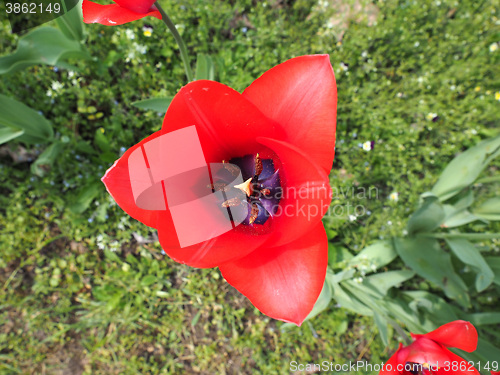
102;55;337;325
82;0;161;26
380;321;479;374
491;371;500;375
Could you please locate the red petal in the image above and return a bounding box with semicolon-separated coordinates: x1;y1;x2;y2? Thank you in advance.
218;223;328;325
104;125;274;268
82;0;161;25
242;55;337;175
401;338;453;365
156;210;274;268
113;0;156;14
379;344;403;374
257;137;331;247
416;320;478;353
433;349;480;375
397;337;478;374
161;80;282;164
102;131;164;228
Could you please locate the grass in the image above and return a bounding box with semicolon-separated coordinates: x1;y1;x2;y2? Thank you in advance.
0;0;499;373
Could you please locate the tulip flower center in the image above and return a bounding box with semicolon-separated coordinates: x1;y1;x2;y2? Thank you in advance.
211;153;282;225
403;362;434;375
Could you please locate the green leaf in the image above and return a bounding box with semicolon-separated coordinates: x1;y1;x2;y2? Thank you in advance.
473;197;500;221
441;191;480;228
328;243;353;267
68;181;102;214
484;256;500;286
0;94;53;143
0;27;90;75
191;310;201;327
403;290;460;325
31;141;64;176
55;0;85;42
103;249;122;263
195;53;215;81
476;337;500;362
363;270;415;296
431;134;500;201
445;238;494;292
329;281;373;316
383;298;436;333
131;97;172;113
423;232;500;241
303;278;332;321
466;312;500;326
141;275;157;286
340;281;400;346
94;128;110;153
407;196;445;235
442;206;480;228
328;268;356;284
393;237;469;306
348;241;397;272
454;190;475;211
0;127;24;145
373;312;389;346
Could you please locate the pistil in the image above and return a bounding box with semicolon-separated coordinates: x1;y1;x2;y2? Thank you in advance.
213;153;282;226
234;177;253;197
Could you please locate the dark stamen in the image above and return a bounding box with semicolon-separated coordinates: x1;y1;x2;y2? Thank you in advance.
222;197;241;207
208;182;230;192
216;153;281;226
222;160;240;176
254;153;263;177
249;203;259;224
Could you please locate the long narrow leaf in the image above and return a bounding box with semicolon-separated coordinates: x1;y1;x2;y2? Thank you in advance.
0;94;53;143
445;238;494;292
394;237;469;306
0;27;90;75
431;134;500;201
0;127;24;145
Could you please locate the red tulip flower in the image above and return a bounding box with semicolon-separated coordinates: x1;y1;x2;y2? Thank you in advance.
82;0;161;26
380;321;479;374
102;55;337;325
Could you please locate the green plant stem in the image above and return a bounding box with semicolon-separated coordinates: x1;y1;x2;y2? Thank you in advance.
154;1;193;82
